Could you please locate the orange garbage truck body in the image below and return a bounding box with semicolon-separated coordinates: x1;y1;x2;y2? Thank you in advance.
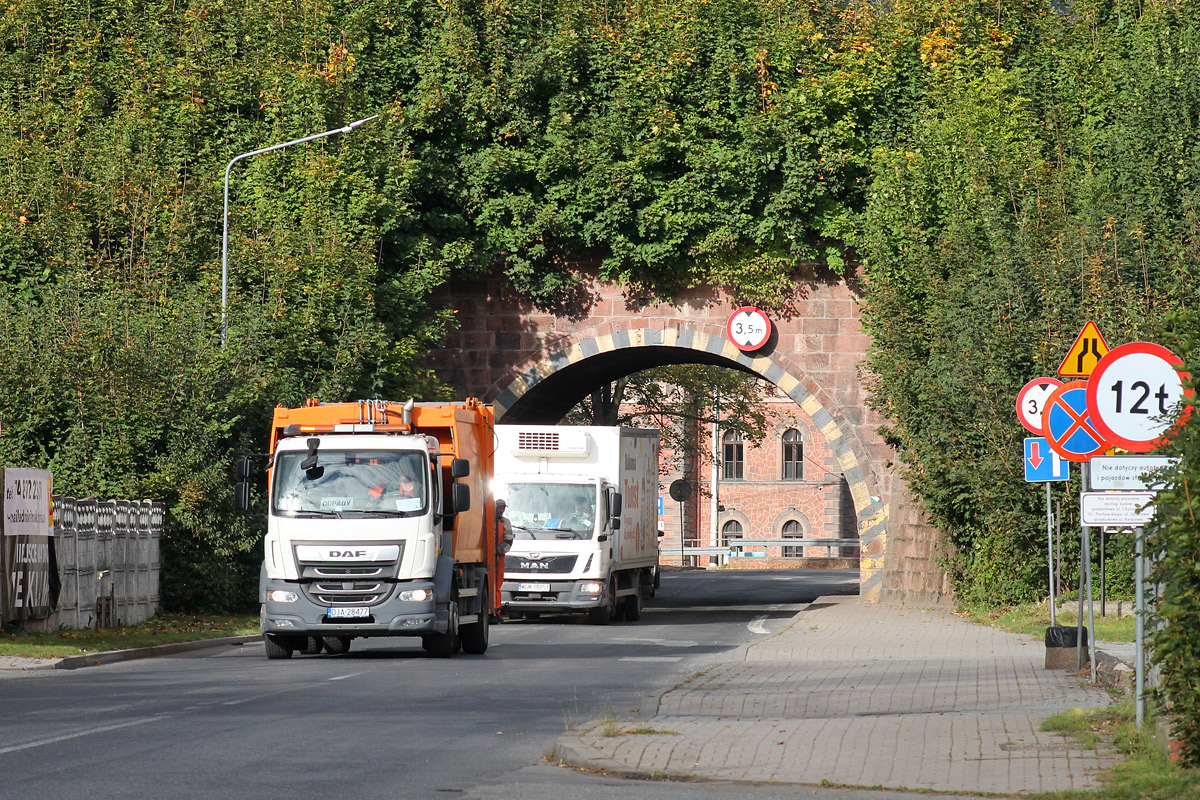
245;398;500;659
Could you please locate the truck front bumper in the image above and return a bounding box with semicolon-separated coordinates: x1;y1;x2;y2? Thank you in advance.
501;578;605;612
261;578;440;637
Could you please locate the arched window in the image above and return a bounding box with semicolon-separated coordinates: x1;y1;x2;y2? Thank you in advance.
782;428;804;480
781;519;804;557
721;519;743;550
722;431;744;480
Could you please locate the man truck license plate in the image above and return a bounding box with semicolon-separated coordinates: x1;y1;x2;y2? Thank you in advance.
328;606;369;618
519;582;551;592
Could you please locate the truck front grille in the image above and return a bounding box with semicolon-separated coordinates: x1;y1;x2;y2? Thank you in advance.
505;553;578;574
310;581;387;605
293;541;405;607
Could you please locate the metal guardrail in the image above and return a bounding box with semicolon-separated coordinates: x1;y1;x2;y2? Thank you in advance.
660;538;860;557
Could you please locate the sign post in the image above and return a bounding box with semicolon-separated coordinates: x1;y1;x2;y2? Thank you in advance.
1024;436;1069;625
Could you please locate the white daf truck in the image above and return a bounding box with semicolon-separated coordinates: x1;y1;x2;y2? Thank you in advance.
494;425;660;624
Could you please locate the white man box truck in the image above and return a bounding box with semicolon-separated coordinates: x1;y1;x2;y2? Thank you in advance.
494;425;660;624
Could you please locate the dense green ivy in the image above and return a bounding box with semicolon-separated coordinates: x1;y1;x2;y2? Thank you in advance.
857;0;1200;605
3;0;1200;646
1147;311;1200;765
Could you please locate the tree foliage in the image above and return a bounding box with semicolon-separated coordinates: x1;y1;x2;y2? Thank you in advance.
568;365;771;478
856;0;1200;605
3;0;1200;651
1147;312;1200;765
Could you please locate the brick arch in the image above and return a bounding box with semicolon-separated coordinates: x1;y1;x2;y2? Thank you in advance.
488;322;889;600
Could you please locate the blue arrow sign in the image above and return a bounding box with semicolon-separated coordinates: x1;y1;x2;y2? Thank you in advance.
1024;437;1069;482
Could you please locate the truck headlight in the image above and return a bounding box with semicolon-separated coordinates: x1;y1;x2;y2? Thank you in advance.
580;582;603;594
399;588;433;602
267;590;298;603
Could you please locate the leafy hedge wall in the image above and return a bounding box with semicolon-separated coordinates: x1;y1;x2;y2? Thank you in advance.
857;0;1200;605
4;0;1200;623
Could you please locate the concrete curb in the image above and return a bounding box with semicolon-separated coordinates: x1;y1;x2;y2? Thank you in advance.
0;635;261;672
54;635;260;669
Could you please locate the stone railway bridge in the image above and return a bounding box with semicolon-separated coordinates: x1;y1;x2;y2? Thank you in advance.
426;271;950;606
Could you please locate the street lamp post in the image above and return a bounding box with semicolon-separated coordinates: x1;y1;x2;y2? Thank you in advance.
220;114;379;347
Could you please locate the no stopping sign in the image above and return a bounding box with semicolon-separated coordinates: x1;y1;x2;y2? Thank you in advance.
1085;342;1193;452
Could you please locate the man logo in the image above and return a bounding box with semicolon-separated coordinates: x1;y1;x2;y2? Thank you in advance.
519;560;550;570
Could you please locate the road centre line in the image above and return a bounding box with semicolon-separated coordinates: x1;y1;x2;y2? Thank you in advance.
0;717;162;755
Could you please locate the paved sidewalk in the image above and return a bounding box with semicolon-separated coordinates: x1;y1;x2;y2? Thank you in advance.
555;596;1124;794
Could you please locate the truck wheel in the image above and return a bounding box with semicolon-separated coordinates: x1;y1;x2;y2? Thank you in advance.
263;633;295;660
323;636;351;655
300;636;325;655
425;600;460;658
623;588;643;621
461;578;490;655
588;578;618;625
610;577;627;622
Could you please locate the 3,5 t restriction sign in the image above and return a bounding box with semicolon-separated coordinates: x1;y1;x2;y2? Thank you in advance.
1086;342;1193;452
726;307;772;352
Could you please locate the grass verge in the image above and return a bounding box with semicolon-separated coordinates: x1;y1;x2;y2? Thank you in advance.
0;614;260;658
1039;703;1199;800
962;602;1135;643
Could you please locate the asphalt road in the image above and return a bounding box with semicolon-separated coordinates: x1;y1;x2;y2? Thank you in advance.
0;568;858;800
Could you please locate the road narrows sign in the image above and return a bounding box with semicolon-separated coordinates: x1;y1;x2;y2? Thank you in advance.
1042;380;1109;462
1085;341;1193;453
1057;320;1110;378
1016;377;1064;435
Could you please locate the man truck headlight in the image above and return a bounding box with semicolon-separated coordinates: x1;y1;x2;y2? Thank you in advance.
398;588;433;602
267;590;298;603
580;582;603;594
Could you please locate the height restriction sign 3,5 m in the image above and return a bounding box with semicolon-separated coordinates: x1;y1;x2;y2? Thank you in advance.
1042;380;1109;462
1085;341;1193;452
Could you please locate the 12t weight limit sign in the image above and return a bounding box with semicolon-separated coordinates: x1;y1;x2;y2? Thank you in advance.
1086;342;1193;452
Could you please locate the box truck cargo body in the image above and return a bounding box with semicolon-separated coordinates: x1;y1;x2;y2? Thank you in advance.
494;425;660;624
236;398;499;659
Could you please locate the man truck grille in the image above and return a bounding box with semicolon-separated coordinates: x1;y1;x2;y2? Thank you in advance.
505;554;578;574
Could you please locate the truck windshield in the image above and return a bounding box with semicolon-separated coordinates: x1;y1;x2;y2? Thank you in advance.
501;483;597;540
272;449;428;518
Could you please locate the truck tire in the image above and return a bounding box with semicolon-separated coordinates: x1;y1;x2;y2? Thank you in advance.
263;633;295;660
300;636;325;655
425;598;460;658
323;636;351;655
460;578;490;655
623;587;643;621
610;576;627;622
588;577;618;625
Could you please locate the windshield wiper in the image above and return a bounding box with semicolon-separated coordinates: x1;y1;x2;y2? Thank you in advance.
284;509;341;518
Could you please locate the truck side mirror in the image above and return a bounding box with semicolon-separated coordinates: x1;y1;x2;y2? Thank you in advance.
610;492;622;516
451;458;470;478
300;438;320;471
452;483;471;513
235;457;255;482
234;481;252;513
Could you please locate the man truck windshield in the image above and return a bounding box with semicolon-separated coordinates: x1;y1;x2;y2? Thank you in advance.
272;449;428;518
500;482;598;539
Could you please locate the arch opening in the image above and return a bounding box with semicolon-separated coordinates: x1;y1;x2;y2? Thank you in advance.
489;325;888;600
